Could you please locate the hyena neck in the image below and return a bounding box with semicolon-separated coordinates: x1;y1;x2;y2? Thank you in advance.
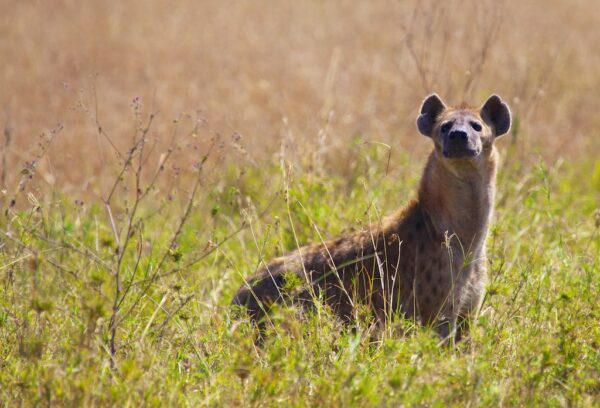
417;147;498;256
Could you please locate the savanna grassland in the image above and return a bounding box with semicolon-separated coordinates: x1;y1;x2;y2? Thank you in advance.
0;0;599;406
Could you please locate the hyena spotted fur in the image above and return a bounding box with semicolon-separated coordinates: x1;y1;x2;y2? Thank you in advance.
232;93;511;342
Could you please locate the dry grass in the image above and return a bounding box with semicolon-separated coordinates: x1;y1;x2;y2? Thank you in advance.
1;0;599;196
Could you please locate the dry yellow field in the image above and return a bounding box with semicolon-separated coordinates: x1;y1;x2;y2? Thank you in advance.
1;0;599;194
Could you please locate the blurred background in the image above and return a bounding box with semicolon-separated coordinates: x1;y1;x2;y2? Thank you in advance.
1;0;599;196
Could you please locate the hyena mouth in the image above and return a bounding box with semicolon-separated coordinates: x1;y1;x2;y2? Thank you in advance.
442;147;480;159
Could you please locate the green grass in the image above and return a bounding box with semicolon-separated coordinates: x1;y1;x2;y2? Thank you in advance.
1;147;599;406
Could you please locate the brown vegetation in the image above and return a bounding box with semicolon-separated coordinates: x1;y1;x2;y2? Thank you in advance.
1;0;599;197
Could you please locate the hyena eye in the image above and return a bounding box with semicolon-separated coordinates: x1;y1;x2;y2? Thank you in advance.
470;121;482;131
440;122;452;133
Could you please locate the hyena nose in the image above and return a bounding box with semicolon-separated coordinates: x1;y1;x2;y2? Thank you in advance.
448;130;467;141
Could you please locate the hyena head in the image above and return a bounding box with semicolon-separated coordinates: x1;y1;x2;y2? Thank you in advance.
416;94;511;161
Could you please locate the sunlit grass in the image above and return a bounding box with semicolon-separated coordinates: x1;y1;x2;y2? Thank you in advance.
1;147;598;405
1;0;599;405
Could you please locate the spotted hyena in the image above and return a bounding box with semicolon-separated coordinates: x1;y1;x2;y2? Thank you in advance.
232;93;511;342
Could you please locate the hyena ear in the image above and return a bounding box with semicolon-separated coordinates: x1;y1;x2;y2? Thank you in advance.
417;93;446;137
480;94;511;137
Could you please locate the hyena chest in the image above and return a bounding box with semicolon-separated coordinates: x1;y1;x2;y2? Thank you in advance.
393;244;475;324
